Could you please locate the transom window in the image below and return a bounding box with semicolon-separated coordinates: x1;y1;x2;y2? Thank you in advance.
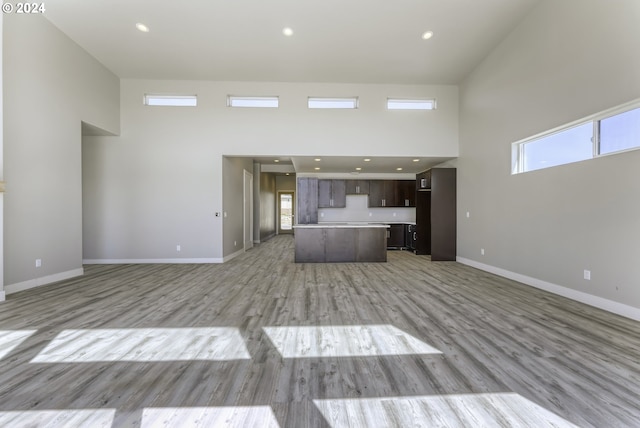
144;94;197;107
512;100;640;174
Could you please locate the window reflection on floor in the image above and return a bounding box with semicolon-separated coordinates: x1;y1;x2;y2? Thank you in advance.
141;406;280;428
314;393;579;428
263;324;442;358
0;330;37;359
0;409;115;427
30;328;251;363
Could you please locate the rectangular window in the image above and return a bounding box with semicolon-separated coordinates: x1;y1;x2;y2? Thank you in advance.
228;96;279;108
599;107;640;155
520;123;593;173
308;97;358;109
512;100;640;174
144;94;197;107
387;98;436;110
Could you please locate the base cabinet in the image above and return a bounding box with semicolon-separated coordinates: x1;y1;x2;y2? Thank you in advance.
294;227;387;263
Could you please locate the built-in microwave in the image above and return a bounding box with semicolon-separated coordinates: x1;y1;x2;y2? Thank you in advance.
418;170;431;190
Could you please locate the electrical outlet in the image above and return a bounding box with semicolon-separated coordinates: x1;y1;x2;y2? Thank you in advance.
466;211;470;218
176;245;181;252
480;248;485;256
35;259;42;268
584;270;591;280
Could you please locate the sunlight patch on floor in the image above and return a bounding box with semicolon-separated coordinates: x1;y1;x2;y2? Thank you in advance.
30;328;251;362
0;409;115;427
314;393;579;428
0;330;37;359
141;406;280;428
263;325;441;358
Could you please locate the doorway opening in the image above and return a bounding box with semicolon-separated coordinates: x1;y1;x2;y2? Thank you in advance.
278;191;294;235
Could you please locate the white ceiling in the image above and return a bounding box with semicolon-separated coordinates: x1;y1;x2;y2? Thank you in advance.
243;156;454;174
45;0;538;84
47;0;539;174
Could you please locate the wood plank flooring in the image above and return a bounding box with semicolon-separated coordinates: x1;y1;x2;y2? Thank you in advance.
0;235;639;427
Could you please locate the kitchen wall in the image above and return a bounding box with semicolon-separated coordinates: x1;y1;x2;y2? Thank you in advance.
259;171;277;242
83;79;458;262
4;14;119;293
319;195;416;224
222;157;254;258
457;0;640;319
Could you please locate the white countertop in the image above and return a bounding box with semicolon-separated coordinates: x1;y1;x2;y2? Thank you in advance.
293;223;390;228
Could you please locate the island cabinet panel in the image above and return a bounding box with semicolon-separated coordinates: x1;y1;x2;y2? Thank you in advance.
297;177;318;224
294;229;325;262
356;229;387;262
294;226;387;263
345;180;370;195
325;228;356;262
318;179;346;208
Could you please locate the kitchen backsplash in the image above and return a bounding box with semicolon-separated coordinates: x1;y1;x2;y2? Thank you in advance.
318;195;416;223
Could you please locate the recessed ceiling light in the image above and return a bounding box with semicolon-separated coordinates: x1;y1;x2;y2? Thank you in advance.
314;158;322;162
396;167;403;171
136;23;150;33
314;167;320;170
274;159;280;163
422;31;433;40
286;173;290;176
364;158;371;162
356;167;362;171
283;27;294;36
413;159;420;162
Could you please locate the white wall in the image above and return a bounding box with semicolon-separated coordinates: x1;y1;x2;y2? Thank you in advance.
83;79;458;261
0;13;4;301
4;15;119;293
457;0;640;318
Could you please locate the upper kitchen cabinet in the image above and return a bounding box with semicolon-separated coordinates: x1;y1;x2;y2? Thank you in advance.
345;180;370;195
318;179;346;208
297;177;318;224
368;180;393;207
396;180;416;207
369;180;416;207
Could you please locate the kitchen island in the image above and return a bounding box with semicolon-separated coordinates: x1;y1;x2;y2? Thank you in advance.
293;223;388;263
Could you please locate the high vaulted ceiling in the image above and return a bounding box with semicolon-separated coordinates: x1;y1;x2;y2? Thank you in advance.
45;0;539;84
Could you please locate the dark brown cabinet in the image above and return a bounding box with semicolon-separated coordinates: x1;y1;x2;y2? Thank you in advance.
345;180;370;195
387;224;405;249
415;168;456;261
369;180;415;207
297;177;318;224
396;180;416;207
318;179;346;208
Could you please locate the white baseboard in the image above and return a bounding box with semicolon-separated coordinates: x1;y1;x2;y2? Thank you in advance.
0;291;5;302
5;268;85;295
223;249;245;263
83;258;221;265
457;257;640;322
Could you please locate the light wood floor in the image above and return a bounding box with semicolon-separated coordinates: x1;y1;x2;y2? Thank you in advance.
1;235;639;427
